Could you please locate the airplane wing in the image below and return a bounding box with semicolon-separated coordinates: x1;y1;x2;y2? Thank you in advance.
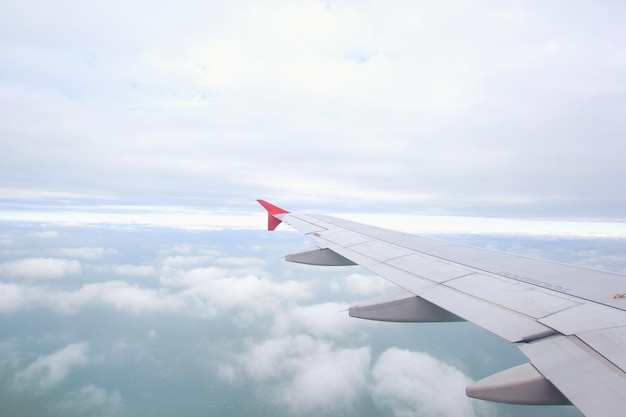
258;200;626;417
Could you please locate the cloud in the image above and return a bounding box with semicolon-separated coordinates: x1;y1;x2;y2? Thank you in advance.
238;335;371;415
27;231;59;239
0;281;181;315
15;342;89;389
271;302;358;339
0;282;38;312
214;257;266;267
342;272;395;296
162;266;313;317
370;348;489;417
0;257;81;279
570;250;626;274
2;223;591;417
57;384;123;416
160;254;217;268
55;247;115;260
158;244;200;256
0;281;180;315
57;281;183;314
0;262;312;317
110;264;157;277
0;1;625;220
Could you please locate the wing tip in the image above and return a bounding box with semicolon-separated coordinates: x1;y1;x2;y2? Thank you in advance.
257;200;289;231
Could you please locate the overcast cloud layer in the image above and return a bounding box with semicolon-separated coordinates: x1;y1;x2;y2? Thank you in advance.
1;1;625;220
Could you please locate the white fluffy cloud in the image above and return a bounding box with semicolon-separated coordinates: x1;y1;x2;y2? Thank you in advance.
214;257;267;267
110;264;157;277
57;281;184;314
15;342;90;389
271;302;359;339
55;247;115;260
0;280;180;314
0;257;81;279
342;272;395;297
0;264;312;317
3;218;611;417
370;348;489;417
0;282;39;312
159;252;219;268
27;231;59;239
223;336;488;417
163;266;313;317
57;384;123;416
239;335;371;415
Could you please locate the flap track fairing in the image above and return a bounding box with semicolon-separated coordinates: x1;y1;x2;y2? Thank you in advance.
466;363;571;405
349;290;464;322
286;247;357;266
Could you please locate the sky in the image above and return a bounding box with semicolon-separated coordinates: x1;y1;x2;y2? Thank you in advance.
1;0;626;221
1;1;626;416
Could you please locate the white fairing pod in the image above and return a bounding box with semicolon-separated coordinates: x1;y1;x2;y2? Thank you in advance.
467;362;570;405
349;290;463;322
286;247;357;266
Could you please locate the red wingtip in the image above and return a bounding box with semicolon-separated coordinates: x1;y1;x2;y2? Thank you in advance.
257;200;290;231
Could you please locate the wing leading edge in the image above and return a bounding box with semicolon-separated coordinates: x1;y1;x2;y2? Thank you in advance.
258;200;626;417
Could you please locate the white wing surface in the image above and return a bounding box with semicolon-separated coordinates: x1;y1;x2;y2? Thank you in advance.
258;200;626;417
